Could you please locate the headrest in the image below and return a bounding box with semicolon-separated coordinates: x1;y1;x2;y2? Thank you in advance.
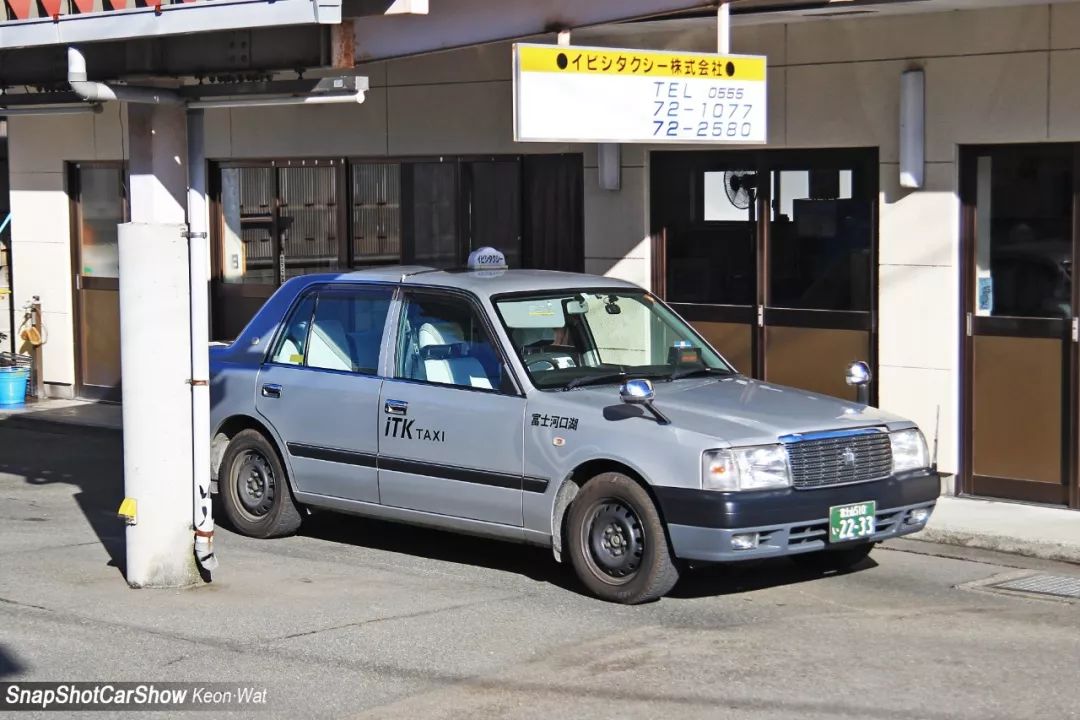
418;321;464;348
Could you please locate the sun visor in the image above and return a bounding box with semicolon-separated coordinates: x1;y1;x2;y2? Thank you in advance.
499;298;567;329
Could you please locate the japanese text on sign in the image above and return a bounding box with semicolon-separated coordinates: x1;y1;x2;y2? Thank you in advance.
513;44;767;145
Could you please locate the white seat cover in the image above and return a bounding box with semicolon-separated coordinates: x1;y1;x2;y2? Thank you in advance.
417;321;493;390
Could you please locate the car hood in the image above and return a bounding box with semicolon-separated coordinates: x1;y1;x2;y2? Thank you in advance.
563;375;911;447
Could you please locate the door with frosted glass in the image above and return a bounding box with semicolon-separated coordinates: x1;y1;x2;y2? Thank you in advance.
961;145;1077;507
70;162;126;401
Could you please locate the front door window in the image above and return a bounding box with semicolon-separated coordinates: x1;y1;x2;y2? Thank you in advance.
395;292;506;392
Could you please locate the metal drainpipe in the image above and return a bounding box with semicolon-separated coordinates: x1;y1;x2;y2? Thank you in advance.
186;108;216;573
67;47;182;105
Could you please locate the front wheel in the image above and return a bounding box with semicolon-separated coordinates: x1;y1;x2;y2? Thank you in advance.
219;429;302;538
793;542;875;573
566;472;680;604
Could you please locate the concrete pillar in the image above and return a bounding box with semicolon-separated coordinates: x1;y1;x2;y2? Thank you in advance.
121;103;200;588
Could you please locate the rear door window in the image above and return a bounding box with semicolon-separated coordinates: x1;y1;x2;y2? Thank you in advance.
307;287;394;374
395;291;506;391
270;285;393;373
270;293;316;366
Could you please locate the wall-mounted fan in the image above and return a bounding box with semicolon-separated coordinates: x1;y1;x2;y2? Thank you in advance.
724;170;758;211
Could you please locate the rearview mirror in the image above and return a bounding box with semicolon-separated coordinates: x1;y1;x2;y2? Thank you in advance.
564;297;589;315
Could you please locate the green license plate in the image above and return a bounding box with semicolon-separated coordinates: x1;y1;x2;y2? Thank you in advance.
829;501;877;543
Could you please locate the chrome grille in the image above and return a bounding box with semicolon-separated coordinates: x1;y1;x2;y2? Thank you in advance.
785;431;892;489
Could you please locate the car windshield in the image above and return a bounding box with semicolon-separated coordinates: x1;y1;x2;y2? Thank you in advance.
494;290;734;390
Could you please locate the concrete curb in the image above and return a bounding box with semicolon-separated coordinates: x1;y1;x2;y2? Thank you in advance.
910;527;1080;566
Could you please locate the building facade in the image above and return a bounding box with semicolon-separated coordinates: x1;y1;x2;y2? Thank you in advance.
8;1;1080;508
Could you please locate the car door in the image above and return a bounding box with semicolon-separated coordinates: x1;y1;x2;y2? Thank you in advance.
255;283;394;503
378;288;527;526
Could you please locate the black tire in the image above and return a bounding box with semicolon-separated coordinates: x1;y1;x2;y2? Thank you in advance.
793;542;875;573
219;429;302;538
566;472;680;604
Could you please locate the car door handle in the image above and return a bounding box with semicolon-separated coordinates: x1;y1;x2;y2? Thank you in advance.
384;399;407;415
261;384;282;399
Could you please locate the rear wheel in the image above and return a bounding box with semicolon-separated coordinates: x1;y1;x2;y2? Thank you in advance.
220;429;302;538
793;542;875;572
567;472;679;604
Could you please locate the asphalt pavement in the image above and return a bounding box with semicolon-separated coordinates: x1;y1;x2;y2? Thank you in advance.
1;420;1078;720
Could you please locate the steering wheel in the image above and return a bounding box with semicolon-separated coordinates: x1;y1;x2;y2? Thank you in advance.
526;350;580;373
528;358;557;372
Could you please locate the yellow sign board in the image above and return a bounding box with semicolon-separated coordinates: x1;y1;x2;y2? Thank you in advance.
513;43;768;145
517;45;767;82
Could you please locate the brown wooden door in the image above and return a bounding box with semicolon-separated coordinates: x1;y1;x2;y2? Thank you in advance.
961;145;1078;507
70;163;126;402
651;149;877;403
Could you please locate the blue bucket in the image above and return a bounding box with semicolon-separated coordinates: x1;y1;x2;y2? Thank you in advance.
0;367;29;406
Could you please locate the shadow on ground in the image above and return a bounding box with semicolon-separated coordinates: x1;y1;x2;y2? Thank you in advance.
298;511;584;594
0;418;125;576
671;556;879;599
0;644;27;679
294;509;875;601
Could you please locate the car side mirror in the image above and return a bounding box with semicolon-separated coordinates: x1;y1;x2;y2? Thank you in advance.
845;361;872;405
845;361;872;387
619;378;655;404
619;379;670;425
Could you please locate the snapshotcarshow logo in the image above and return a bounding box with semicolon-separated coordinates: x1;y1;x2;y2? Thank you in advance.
2;683;268;711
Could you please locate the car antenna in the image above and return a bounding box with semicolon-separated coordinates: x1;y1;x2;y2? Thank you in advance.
399;268;440;283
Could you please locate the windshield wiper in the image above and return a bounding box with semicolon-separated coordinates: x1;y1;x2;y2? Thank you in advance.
666;366;734;381
563;372;631;391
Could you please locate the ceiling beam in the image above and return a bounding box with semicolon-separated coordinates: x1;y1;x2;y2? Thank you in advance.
351;0;727;61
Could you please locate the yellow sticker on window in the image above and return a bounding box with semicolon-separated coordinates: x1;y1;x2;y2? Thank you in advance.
290;354;304;364
528;302;556;317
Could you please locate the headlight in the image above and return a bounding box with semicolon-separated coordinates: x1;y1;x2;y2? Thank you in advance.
890;428;929;473
702;445;792;491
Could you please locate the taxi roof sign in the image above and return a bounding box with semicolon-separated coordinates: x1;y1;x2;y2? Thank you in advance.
468;247;508;271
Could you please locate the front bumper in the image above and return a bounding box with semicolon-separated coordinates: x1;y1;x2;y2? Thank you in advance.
655;471;940;563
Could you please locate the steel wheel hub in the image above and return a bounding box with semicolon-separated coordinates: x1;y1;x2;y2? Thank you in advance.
585;499;645;582
235;451;275;518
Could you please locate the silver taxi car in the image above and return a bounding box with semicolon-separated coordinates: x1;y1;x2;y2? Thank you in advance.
210;249;939;604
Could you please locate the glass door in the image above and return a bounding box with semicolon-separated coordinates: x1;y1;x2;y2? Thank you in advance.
277;164;343;282
214;161;344;340
70;162;126;401
405;162;459;269
961;145;1077;507
216;164;279;340
651;149;876;401
653;153;758;375
763;160;874;401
